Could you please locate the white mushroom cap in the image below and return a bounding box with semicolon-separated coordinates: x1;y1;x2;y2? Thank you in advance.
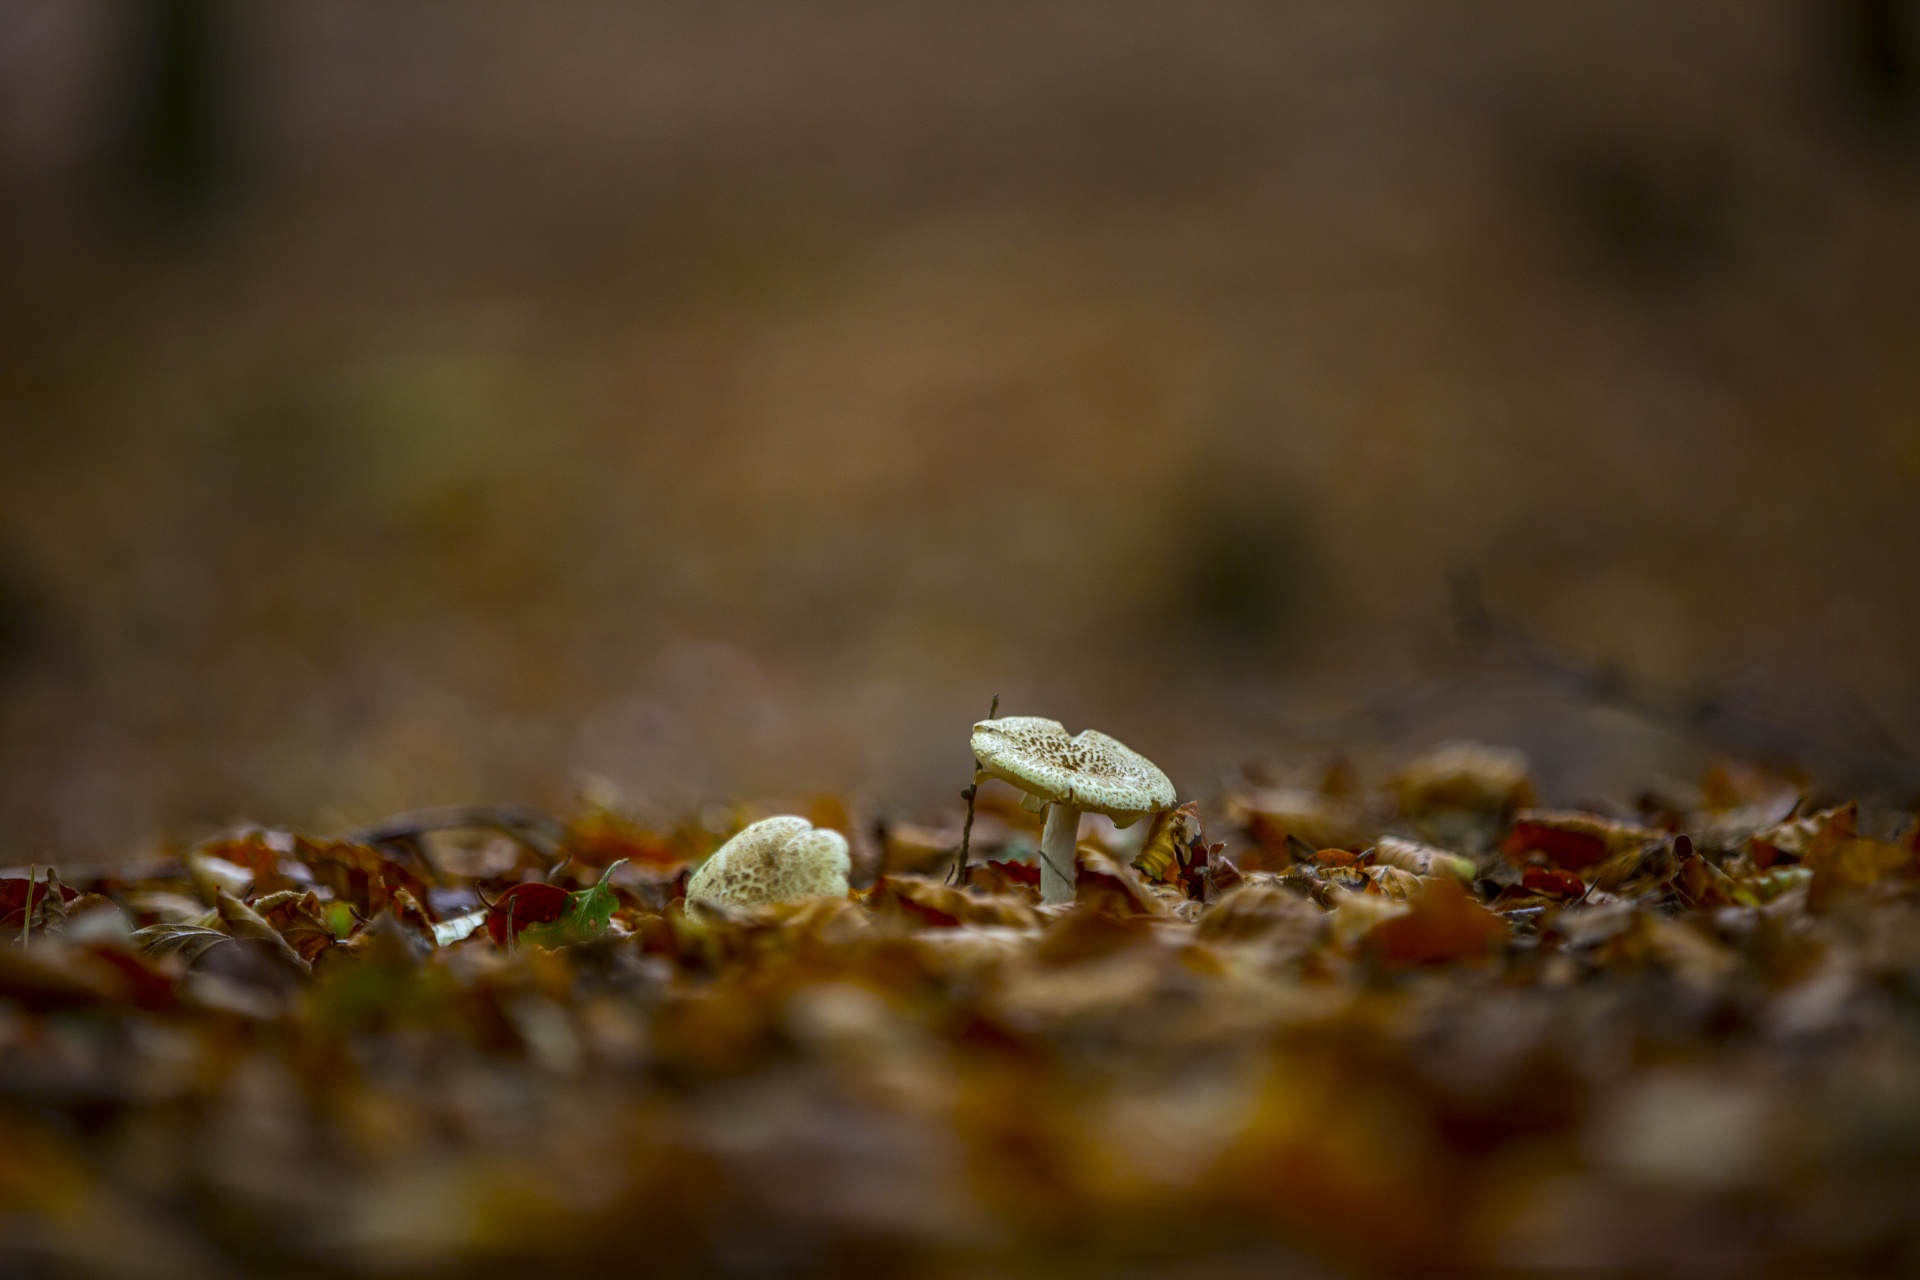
686;816;851;907
970;716;1176;826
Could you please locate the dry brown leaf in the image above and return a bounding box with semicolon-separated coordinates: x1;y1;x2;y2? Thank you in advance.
1073;851;1168;918
215;889;313;975
1750;802;1856;870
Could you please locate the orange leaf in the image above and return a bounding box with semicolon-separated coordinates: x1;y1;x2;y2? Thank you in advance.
1362;878;1507;968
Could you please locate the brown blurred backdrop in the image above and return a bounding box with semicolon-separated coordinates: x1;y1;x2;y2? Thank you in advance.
2;1;1918;856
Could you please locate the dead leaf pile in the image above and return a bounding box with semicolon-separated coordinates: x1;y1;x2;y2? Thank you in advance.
4;755;1920;1276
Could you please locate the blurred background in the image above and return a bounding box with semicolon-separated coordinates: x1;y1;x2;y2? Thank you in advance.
1;0;1917;857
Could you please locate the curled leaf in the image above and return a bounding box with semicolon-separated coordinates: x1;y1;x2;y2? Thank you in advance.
432;908;488;947
131;922;234;966
215;890;312;975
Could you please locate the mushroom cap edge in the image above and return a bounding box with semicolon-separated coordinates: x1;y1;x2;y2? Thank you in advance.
970;715;1176;823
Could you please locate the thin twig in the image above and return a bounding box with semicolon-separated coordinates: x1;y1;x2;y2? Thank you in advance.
950;694;998;887
951;784;979;888
20;864;33;948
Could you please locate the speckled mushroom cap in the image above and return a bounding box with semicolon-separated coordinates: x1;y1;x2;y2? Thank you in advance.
685;816;851;907
970;716;1176;825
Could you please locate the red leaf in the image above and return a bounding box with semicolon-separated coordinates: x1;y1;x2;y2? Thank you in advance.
1521;866;1586;899
486;881;570;947
984;859;1041;887
1502;822;1607;872
0;876;78;929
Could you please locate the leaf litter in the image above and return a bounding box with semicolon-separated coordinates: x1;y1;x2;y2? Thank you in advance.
3;745;1920;1276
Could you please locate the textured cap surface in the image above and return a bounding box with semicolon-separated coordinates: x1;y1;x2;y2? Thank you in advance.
971;716;1176;821
686;816;851;907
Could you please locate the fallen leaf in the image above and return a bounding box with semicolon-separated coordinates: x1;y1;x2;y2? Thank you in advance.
1074;852;1168;918
1521;866;1586;899
297;839;437;924
1750;803;1855;870
251;889;339;963
520;859;629;948
1132;802;1204;888
485;881;570;948
0;874;78;930
130;922;233;965
1502;810;1661;873
216;889;313;975
1362;877;1507;967
1373;836;1475;882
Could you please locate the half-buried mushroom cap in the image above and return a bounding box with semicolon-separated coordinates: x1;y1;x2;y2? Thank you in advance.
970;716;1176;827
686;816;851;907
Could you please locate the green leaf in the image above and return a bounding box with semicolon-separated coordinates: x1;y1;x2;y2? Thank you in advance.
324;901;358;939
519;860;626;949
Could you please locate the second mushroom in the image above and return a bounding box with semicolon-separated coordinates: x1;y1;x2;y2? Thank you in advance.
970;716;1176;905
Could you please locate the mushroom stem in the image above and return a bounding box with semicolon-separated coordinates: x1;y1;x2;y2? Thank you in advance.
1038;803;1081;905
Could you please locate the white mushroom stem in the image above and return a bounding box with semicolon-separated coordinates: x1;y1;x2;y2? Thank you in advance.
1038;802;1081;905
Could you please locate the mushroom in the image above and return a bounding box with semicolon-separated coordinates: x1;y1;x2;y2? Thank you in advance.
970;716;1176;905
685;816;851;908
